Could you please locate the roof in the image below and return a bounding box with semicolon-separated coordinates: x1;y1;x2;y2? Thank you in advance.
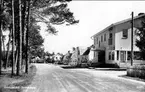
92;14;145;38
91;47;105;51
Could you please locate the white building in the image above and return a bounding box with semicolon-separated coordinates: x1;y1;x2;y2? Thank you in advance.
91;14;145;67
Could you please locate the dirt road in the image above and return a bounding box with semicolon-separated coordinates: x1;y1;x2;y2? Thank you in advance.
23;64;145;92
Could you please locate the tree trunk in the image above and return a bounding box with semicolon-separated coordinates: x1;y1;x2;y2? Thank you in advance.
2;33;6;67
11;0;15;75
16;46;19;75
0;18;1;75
15;47;18;74
0;0;3;75
25;0;31;73
17;0;22;76
22;0;27;72
5;30;11;68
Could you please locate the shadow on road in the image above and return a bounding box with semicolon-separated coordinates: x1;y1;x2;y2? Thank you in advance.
61;66;88;69
92;68;126;71
60;63;126;71
60;65;126;71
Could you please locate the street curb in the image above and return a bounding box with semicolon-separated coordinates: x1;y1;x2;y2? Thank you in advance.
87;67;145;85
118;75;145;85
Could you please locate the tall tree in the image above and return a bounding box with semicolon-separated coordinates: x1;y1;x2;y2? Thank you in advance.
18;0;22;75
25;0;31;73
0;1;2;74
136;15;145;60
0;0;78;75
5;28;11;69
0;0;11;74
11;0;15;75
32;0;78;34
23;0;78;73
16;0;22;76
0;0;4;75
2;34;6;63
28;18;44;58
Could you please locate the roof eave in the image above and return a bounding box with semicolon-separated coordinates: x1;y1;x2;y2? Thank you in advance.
91;14;145;38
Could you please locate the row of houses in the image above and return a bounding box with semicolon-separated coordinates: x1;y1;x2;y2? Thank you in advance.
63;46;93;66
91;13;145;67
47;13;145;68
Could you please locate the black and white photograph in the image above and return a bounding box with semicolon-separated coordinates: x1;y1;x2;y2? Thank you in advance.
0;0;145;92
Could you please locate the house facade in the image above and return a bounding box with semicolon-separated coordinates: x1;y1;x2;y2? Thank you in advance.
92;14;145;67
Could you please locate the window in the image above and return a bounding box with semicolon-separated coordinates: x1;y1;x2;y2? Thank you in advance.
127;51;131;60
108;39;112;45
94;37;96;44
122;29;128;38
109;33;112;39
109;52;111;60
101;35;103;42
99;41;100;47
108;33;113;45
112;52;114;60
104;34;106;41
94;52;96;57
96;37;98;44
117;51;119;60
94;39;96;44
109;27;113;31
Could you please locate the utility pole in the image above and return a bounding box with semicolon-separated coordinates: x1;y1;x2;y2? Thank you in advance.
131;12;134;66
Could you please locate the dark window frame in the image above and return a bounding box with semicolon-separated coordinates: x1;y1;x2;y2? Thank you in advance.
104;34;106;41
112;52;114;60
109;52;111;60
122;29;128;39
117;51;119;60
101;35;103;42
108;33;113;45
96;37;98;44
109;33;112;39
99;41;100;47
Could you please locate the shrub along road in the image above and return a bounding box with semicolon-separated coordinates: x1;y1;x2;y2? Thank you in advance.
24;64;145;92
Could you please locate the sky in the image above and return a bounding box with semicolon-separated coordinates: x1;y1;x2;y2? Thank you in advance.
39;1;145;54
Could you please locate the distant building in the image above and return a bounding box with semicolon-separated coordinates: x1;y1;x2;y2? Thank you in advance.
91;14;145;67
54;53;62;61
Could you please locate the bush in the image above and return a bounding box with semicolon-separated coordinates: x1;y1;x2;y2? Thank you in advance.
127;65;145;79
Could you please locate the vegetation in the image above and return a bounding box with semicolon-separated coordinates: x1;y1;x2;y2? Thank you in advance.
0;65;37;92
127;65;145;79
136;14;145;60
0;0;78;75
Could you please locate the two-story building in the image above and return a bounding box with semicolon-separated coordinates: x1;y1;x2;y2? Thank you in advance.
91;14;145;67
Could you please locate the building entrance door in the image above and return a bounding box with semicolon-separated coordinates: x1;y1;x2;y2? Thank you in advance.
120;51;126;63
98;51;105;63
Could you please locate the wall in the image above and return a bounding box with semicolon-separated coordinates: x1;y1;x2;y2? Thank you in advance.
93;15;144;65
93;26;116;63
115;18;142;51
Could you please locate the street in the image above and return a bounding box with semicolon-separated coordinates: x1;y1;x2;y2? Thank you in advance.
24;64;145;92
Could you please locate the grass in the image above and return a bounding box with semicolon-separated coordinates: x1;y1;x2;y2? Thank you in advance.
0;65;37;92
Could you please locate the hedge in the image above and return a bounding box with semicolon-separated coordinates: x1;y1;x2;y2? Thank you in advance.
127;65;145;79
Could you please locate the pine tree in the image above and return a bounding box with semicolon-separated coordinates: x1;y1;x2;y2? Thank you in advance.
11;0;15;75
0;33;1;75
16;0;22;76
